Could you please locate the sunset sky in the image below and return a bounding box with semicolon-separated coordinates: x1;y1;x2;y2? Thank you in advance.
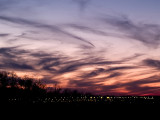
1;0;160;95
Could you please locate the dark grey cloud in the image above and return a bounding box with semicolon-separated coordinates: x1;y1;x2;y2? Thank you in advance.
0;46;69;72
102;15;160;46
82;69;123;79
41;61;60;71
0;47;14;58
106;72;122;79
0;46;64;72
66;23;112;36
106;66;135;72
0;46;27;58
0;16;94;47
78;44;95;50
67;71;160;95
80;66;135;78
30;52;51;58
0;46;125;78
82;68;105;78
30;51;66;72
0;62;34;70
78;66;134;81
143;59;160;69
0;46;123;90
58;60;120;74
65;64;137;93
0;47;34;70
93;75;160;95
0;33;9;37
123;75;160;95
38;57;60;65
1;47;160;95
31;51;135;75
34;53;67;72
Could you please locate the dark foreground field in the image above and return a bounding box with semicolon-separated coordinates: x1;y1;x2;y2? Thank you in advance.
0;71;160;117
1;102;159;119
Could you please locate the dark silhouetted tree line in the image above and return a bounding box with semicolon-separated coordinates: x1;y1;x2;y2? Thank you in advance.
0;71;88;104
0;71;46;104
1;71;158;105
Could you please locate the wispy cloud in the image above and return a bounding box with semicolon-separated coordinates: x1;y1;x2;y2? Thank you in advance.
101;15;160;47
65;23;111;36
0;47;34;70
143;59;160;69
106;72;122;79
81;66;135;79
57;59;120;74
88;75;160;95
0;33;10;37
64;15;160;48
0;46;160;95
0;15;95;47
0;0;160;95
124;75;160;95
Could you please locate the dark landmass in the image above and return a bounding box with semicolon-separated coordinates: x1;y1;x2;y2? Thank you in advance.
1;71;160;108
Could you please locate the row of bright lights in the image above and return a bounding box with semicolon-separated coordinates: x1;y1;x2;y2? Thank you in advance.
8;96;155;102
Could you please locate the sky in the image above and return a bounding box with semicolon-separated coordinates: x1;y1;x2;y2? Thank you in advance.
1;0;160;95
